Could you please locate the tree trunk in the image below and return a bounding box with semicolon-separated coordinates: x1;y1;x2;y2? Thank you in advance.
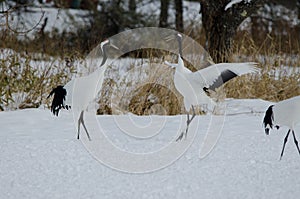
175;0;183;32
159;0;169;27
200;0;265;63
298;0;300;20
129;0;136;13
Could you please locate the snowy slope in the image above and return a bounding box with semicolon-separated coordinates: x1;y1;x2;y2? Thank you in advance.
1;99;300;198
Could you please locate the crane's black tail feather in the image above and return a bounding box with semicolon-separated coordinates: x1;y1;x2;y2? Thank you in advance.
48;85;70;116
263;105;274;135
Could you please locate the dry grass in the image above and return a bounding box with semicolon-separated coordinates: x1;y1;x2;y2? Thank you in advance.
98;60;184;116
1;30;300;113
101;33;300;115
224;33;300;102
0;50;76;110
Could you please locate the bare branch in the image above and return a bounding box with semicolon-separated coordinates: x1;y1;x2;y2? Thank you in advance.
4;5;45;35
200;0;267;62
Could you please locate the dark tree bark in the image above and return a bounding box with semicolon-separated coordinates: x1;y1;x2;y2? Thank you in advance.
200;0;266;63
175;0;183;32
129;0;136;13
298;0;300;20
159;0;170;28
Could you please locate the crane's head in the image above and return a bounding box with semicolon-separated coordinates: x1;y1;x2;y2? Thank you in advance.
176;33;182;41
100;39;119;67
100;39;119;52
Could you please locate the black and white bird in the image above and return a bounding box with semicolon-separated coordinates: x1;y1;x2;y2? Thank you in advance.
47;39;118;140
165;33;258;141
263;96;300;159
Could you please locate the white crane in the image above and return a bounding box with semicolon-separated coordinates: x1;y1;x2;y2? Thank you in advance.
47;39;118;140
166;33;258;141
263;96;300;160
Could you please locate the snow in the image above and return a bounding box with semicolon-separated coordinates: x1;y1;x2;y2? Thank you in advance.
254;4;300;35
225;0;252;11
1;99;300;198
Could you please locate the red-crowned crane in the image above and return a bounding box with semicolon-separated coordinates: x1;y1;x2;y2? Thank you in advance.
47;39;118;140
263;96;300;160
165;33;258;141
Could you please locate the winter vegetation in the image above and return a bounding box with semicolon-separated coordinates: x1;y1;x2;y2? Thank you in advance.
1;0;300;113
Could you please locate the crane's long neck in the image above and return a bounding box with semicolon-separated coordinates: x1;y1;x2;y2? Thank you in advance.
91;44;109;83
176;51;192;74
95;62;108;77
178;54;183;66
90;62;108;92
100;45;107;67
178;38;183;59
176;34;186;73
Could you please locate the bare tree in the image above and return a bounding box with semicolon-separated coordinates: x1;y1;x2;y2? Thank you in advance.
200;0;266;63
129;0;136;13
175;0;183;32
298;0;300;20
159;0;169;28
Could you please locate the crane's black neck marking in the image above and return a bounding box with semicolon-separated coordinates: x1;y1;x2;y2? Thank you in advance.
176;34;183;59
207;69;238;91
47;85;70;116
100;44;108;67
263;105;274;135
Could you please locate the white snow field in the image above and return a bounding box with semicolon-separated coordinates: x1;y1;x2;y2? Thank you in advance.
1;99;300;198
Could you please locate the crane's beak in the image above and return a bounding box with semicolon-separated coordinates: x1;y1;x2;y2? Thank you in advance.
164;61;177;69
110;43;119;50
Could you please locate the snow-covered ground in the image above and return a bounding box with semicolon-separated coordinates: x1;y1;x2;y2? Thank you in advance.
1;99;300;198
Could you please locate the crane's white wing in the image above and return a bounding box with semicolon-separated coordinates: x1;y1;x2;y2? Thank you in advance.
273;96;300;128
191;62;258;90
64;79;75;106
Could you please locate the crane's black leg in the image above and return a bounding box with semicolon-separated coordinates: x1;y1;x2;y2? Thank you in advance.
280;129;290;160
176;114;187;142
291;130;300;156
77;113;81;139
176;132;184;142
78;111;91;141
176;112;189;142
185;105;196;139
176;106;196;142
